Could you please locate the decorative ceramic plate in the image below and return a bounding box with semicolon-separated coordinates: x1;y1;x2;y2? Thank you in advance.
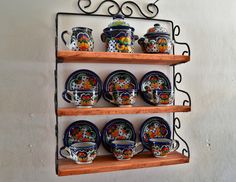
63;120;101;147
103;70;138;105
140;71;171;105
64;69;102;100
102;118;136;152
139;117;171;150
103;70;138;92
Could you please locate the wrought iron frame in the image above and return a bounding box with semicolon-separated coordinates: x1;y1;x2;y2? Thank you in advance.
54;0;191;173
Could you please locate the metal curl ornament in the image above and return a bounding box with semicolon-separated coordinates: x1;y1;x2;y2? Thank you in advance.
77;0;159;18
120;1;159;18
77;0;120;15
173;117;190;157
174;72;191;106
173;25;191;56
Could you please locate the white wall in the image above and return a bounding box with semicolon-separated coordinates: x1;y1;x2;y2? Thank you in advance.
0;0;236;182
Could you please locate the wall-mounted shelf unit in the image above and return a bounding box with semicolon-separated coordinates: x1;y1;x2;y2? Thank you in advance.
55;0;191;176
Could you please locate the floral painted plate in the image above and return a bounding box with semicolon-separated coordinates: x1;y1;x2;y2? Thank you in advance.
140;71;171;105
103;70;138;105
139;117;171;150
102;118;136;152
63;120;101;147
64;69;102;100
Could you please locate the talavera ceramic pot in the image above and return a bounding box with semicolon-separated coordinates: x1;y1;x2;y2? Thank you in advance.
101;14;138;53
138;24;173;54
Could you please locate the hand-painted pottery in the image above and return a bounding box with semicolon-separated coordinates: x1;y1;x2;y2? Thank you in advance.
103;70;138;106
149;138;179;157
101;14;138;53
104;89;137;107
61;27;94;51
111;140;143;160
62;90;98;108
138;24;173;54
63;69;102;102
139;117;171;150
63;120;101;147
144;89;174;106
60;142;97;164
102;118;136;153
140;71;172;106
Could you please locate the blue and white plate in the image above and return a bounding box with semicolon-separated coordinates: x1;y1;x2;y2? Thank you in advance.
140;71;171;105
63;69;102;102
63;120;101;147
140;117;171;150
102;118;136;152
103;70;138;105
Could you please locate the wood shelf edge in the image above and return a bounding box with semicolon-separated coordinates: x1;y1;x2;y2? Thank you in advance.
57;151;189;176
57;105;191;116
57;51;190;65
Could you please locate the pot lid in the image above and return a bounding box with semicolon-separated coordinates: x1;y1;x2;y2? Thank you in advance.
104;14;135;31
145;23;170;36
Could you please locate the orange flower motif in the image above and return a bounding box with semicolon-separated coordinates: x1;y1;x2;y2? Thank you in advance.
83;81;92;89
78;42;89;51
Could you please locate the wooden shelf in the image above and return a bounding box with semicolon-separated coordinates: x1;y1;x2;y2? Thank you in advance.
57;151;189;176
57;105;191;116
57;51;190;65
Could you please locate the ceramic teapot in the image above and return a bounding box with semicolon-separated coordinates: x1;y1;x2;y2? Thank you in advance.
138;24;173;54
101;14;138;53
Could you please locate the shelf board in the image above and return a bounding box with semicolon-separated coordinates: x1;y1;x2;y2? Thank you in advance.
57;151;189;176
57;51;190;65
57;105;191;116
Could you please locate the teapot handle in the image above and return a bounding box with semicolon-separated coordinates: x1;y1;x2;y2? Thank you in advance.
61;30;71;49
134;35;139;41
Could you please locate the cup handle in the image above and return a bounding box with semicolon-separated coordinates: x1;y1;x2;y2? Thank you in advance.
101;33;106;42
60;146;72;159
62;90;74;103
61;30;71;49
133;142;144;155
170;140;180;152
153;90;160;104
104;92;115;104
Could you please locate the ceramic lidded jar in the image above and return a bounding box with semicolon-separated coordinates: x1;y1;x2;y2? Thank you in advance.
138;24;173;54
101;14;138;53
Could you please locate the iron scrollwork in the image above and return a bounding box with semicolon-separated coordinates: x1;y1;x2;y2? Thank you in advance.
173;116;190;158
173;25;191;56
174;72;191;106
77;0;159;18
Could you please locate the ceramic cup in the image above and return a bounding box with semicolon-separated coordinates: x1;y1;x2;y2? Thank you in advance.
111;140;143;160
60;142;97;164
61;27;94;51
62;90;98;108
148;89;174;105
149;138;179;157
104;89;137;107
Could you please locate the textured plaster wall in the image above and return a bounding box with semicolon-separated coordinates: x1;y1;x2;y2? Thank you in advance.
0;0;236;182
